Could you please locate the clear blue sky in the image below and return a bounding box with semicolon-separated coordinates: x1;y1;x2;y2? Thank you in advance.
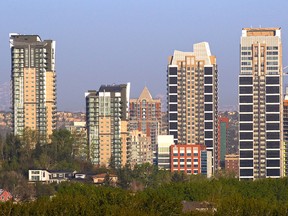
0;0;287;111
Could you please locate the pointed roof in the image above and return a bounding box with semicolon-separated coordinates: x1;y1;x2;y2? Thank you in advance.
138;86;153;101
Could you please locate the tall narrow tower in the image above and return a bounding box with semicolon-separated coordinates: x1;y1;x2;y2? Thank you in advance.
85;83;130;167
10;34;56;142
167;42;218;172
239;28;283;180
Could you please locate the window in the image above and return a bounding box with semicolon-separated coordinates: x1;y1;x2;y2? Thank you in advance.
169;113;177;120
266;86;279;94
266;123;279;130
266;114;279;121
169;77;177;84
266;95;279;103
267;141;279;149
267;160;280;167
204;67;212;75
169;104;177;111
239;77;252;85
205;104;213;111
240;169;253;176
267;132;279;139
169;67;177;75
240;141;253;149
204;77;212;84
169;122;177;130
267;169;280;176
205;113;213;120
240;151;253;158
205;122;213;129
205;131;213;138
239;86;253;94
169;86;177;93
205;140;213;147
239;96;253;103
240;123;252;130
240;114;253;121
205;95;212;102
240;160;253;167
240;132;253;140
266;105;279;112
267;150;280;158
169;95;177;102
205;86;212;93
240;105;253;112
266;77;279;84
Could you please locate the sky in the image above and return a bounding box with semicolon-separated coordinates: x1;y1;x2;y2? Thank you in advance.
0;0;288;112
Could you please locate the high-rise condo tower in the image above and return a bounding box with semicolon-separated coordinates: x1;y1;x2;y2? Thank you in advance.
239;28;283;179
10;34;56;143
167;42;218;172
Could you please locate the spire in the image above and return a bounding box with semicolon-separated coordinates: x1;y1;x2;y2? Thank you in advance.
139;86;153;101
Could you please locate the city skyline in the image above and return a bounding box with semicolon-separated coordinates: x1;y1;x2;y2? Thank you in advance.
0;1;288;111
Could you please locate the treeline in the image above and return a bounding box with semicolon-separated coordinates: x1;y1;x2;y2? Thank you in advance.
0;129;93;200
1;177;288;215
0;128;91;173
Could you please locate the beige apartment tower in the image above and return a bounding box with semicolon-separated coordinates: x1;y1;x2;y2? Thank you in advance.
10;34;56;142
167;42;218;172
239;28;283;179
85;83;130;167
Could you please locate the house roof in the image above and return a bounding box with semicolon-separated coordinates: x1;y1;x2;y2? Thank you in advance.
93;173;117;178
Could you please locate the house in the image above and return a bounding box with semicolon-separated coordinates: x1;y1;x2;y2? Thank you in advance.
92;173;118;185
0;189;12;202
49;171;75;183
29;170;50;182
28;169;75;183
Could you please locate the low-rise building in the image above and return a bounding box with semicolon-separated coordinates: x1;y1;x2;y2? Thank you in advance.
225;154;239;177
28;170;50;182
0;189;13;202
92;173;118;186
28;170;75;183
170;144;212;177
157;135;174;170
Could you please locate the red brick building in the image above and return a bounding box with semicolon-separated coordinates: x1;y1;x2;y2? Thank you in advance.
170;144;212;177
225;154;239;177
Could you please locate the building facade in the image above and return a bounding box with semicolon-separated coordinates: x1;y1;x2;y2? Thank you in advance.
225;154;239;177
283;87;288;176
167;42;218;172
129;86;162;164
10;34;56;141
218;117;229;169
239;28;283;180
170;144;212;177
128;130;153;167
85;83;130;167
157;135;174;170
65;121;87;160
